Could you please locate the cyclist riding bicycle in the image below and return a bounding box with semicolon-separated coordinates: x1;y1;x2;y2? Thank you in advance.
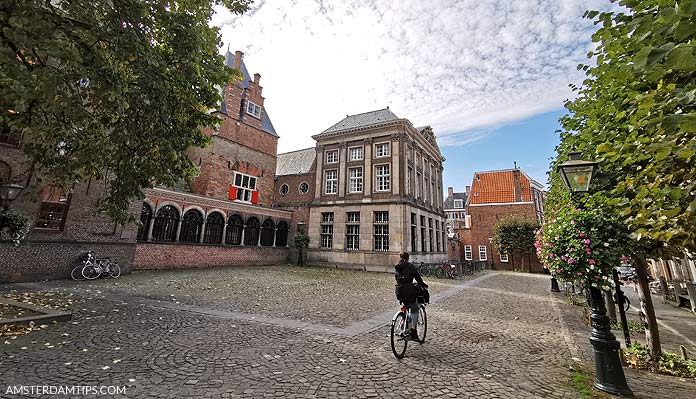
394;252;428;340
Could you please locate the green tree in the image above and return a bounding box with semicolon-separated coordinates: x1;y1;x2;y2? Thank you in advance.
550;0;696;358
0;0;251;223
492;217;539;272
557;0;696;251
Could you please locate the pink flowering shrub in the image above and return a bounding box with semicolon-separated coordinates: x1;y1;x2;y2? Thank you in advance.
535;204;630;288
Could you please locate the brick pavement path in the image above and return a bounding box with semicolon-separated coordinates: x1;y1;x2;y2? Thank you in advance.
0;267;645;398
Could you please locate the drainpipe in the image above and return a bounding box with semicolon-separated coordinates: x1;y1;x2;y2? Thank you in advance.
272;176;278;207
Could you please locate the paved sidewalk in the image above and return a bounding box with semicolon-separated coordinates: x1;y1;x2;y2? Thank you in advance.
622;281;696;355
552;283;696;398
0;267;688;398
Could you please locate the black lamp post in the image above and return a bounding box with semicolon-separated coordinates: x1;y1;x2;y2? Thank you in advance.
557;152;632;396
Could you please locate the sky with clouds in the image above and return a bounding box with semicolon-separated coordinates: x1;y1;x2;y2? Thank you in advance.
213;0;613;187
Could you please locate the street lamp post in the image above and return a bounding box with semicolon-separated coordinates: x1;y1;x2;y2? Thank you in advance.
557;152;632;396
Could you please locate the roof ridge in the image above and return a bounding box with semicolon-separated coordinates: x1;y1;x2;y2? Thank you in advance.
344;107;393;118
278;147;315;156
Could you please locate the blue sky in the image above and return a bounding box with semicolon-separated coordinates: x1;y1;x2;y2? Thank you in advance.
441;109;565;192
213;0;612;194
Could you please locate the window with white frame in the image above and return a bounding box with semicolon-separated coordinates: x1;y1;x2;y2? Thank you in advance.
375;142;390;158
348;167;363;193
246;101;261;118
346;212;360;250
464;245;473;260
478;245;487;261
373;211;389;251
454;199;464;208
326;150;338;164
349;146;363;161
233;171;257;202
375;164;390;191
321;212;334;249
500;252;509;262
325;170;338;194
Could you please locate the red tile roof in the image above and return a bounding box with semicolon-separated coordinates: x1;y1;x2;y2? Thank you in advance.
469;169;532;204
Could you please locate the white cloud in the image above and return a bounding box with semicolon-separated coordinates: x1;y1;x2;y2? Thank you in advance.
213;0;613;151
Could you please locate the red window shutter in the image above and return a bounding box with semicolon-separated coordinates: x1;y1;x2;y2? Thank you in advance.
251;190;259;204
228;186;237;200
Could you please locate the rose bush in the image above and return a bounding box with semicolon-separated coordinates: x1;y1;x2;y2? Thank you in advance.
535;204;630;289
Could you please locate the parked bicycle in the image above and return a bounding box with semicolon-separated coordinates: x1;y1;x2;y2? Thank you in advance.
417;262;431;277
613;292;631;312
390;286;428;359
433;263;460;279
71;251;121;281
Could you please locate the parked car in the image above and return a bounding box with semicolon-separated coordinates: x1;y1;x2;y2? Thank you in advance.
617;265;636;280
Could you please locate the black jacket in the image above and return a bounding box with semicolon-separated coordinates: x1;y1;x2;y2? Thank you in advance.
394;261;426;303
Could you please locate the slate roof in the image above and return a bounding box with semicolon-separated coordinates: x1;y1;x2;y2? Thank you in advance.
444;192;468;209
469;169;532;205
276;147;316;176
320;108;400;134
221;51;278;137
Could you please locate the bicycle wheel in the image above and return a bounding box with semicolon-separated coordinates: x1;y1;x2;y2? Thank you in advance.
70;264;84;281
390;312;408;359
416;305;427;344
465;266;473;276
82;264;99;280
418;263;431;277
109;262;121;278
433;267;445;279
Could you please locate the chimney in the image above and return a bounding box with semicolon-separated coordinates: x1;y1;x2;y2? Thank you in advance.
447;187;454;198
233;50;243;70
512;169;521;202
465;185;471;196
253;73;261;85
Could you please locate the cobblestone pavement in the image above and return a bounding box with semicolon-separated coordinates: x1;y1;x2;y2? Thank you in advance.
0;267;664;398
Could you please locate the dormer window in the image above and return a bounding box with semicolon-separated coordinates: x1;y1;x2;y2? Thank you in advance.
454;199;464;209
246;100;261;119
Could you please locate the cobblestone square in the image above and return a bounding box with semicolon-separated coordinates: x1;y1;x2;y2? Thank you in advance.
1;267;693;398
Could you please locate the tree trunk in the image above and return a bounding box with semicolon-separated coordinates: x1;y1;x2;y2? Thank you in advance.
635;256;662;359
605;289;617;324
527;252;532;273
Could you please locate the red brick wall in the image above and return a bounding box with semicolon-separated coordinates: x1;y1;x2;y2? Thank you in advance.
458;203;543;273
134;243;289;269
275;173;315;207
0;145;140;282
189;135;277;206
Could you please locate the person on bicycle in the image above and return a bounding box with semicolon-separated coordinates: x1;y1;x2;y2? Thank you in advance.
394;252;428;340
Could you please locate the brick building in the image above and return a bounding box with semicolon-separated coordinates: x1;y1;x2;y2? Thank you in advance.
1;50;296;282
133;50;296;270
453;168;546;272
444;187;468;260
1;52;449;282
0;137;140;282
275;109;448;268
